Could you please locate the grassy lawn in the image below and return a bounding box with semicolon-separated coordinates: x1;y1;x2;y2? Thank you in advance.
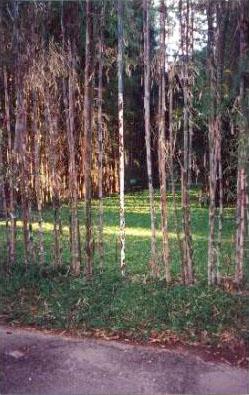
0;190;248;352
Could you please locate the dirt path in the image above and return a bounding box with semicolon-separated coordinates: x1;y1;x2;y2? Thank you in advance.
0;326;248;395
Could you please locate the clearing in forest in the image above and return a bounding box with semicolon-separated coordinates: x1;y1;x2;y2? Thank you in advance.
0;191;248;366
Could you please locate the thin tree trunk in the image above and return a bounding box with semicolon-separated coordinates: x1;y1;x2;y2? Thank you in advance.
13;0;34;267
118;0;126;276
3;68;16;267
23;97;34;266
32;90;45;266
180;0;194;284
0;128;10;266
207;0;226;285
215;1;227;284
188;115;193;187
158;0;170;283
216;124;223;284
84;0;94;277
207;0;218;285
67;42;81;275
98;2;105;271
168;69;184;266
188;2;194;187
45;93;62;268
15;88;33;267
61;3;81;275
143;0;158;276
235;0;249;284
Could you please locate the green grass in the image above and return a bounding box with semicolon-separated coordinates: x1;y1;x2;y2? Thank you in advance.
0;190;248;346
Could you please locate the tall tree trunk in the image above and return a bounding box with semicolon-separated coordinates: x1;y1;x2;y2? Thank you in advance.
61;4;81;275
188;2;194;187
207;0;218;285
143;0;158;276
32;90;45;266
168;67;184;266
13;0;33;267
84;0;94;277
207;0;226;285
67;42;81;275
158;0;170;283
180;0;194;284
23;95;34;266
15;87;32;267
215;1;227;284
118;0;126;276
98;2;105;271
45;92;62;268
0;127;10;266
235;0;249;284
3;68;16;267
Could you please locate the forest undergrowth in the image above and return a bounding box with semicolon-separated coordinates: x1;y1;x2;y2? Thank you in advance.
0;190;248;364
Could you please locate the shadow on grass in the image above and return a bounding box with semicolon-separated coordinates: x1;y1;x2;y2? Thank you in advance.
0;190;236;280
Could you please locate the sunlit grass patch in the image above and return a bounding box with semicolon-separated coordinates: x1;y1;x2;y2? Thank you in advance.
0;189;237;275
0;189;248;348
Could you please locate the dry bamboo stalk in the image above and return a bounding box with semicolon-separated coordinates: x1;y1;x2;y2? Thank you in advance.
235;0;249;285
179;0;194;284
98;2;105;271
32;91;45;265
118;0;126;276
158;0;171;282
67;42;81;275
143;0;158;276
83;0;94;277
3;68;16;267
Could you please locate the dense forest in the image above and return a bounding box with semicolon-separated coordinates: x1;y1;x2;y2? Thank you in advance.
0;0;249;357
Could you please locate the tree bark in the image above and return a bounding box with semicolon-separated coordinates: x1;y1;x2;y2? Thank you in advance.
98;2;105;272
32;90;45;266
118;0;126;276
207;0;226;285
61;3;81;275
15;88;33;267
83;0;94;277
143;0;158;276
215;1;227;284
207;0;218;285
158;0;171;283
180;0;194;284
67;42;81;275
235;0;249;284
45;90;62;268
0;126;10;267
3;68;16;267
168;67;185;267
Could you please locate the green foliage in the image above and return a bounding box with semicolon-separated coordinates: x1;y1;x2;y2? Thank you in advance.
0;263;247;343
0;191;248;344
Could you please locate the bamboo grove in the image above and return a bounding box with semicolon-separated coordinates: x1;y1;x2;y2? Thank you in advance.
0;0;248;287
